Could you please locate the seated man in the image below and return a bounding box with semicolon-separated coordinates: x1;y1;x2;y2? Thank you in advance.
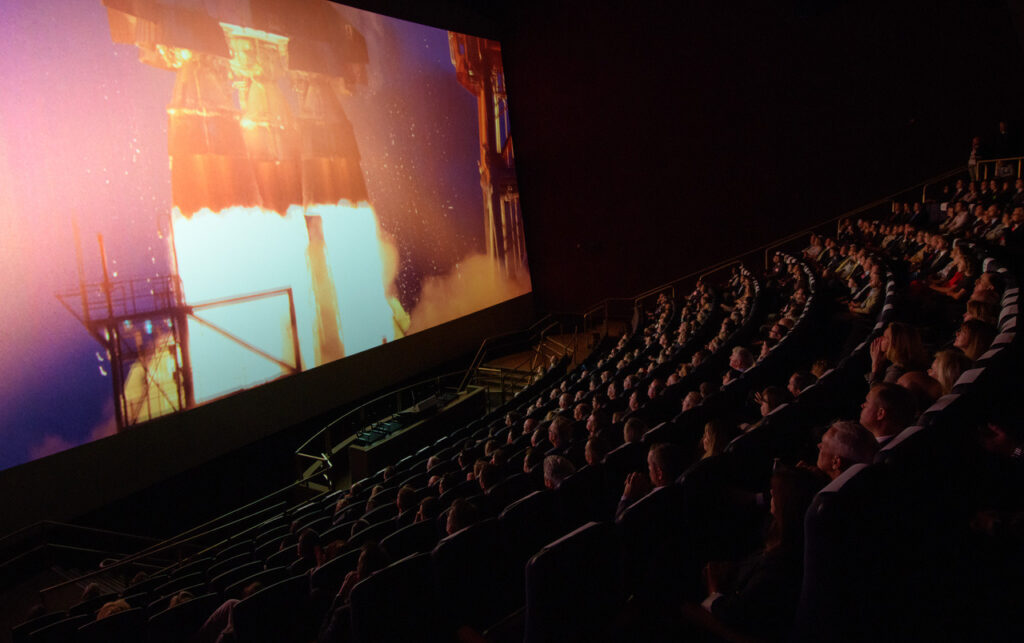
813;420;878;480
543;455;577;490
860;383;918;447
615;443;687;521
546;414;585;467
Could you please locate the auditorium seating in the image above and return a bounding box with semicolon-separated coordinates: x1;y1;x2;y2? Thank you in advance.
10;176;1023;643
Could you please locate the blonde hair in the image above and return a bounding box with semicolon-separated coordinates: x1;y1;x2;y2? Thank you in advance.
931;349;973;394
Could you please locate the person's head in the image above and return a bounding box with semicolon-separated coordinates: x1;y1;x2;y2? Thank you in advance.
382;465;396;481
439;472;460;496
860;383;917;440
396;485;418;514
548;414;573;449
895;372;942;412
559;392;572;410
964;298;999;326
974;271;1005;298
522;417;537;435
587;408;612;437
585;435;611;466
523;445;545;473
884;322;929;370
702;420;736;458
415;496;440;523
623;417;647;443
543;455;577;489
928;348;974;395
607;380;619;400
96;599;130;621
647;443;686;486
699;380;718;398
81;583;102;601
757;385;792;417
426;455;442;472
478;463;502;492
764;465;827;554
647;378;665;400
681;390;701;412
787;371;817;397
954;318;998;361
574;402;592;422
356;542;389;578
817;421;879;478
297;528;321;562
628;390;644;412
729;346;754;371
168;590;193;609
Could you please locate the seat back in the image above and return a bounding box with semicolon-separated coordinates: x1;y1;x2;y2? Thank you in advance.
75;607;146;643
379;520;440;561
524;522;623;643
231;575;311;643
349;553;443;643
431;518;510;630
147;592;221;643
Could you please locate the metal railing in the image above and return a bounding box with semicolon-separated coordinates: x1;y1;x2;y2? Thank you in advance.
294;370;468;485
36;470;329;604
973;155;1024;181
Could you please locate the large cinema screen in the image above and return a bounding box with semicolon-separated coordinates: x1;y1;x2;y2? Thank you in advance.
0;0;531;472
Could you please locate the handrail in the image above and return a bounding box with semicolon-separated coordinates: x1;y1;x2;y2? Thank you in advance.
0;520;161;556
974;155;1024;181
295;369;467;462
457;313;558;391
38;469;328;599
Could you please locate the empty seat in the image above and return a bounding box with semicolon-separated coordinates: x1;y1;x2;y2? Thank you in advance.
206;552;251;581
11;612;66;643
231;575;312;643
223;566;291;600
380;520;440;561
25;615;90;643
431;518;512;630
524;521;623;643
349;553;443;643
210;560;264;596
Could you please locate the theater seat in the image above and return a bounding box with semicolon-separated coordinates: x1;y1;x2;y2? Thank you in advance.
524;522;623;643
11;612;66;643
231;574;312;643
25;615;90;643
349;553;443;643
380;519;440;561
431;518;512;631
148;593;221;643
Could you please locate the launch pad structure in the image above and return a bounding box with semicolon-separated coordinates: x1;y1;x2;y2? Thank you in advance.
56;229;302;432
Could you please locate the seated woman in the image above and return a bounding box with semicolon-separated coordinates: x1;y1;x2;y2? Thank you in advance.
701;420;739;460
869;322;930;386
684;466;827;642
928;348;974;395
930;253;977;301
963;298;1000;326
954;318;999;362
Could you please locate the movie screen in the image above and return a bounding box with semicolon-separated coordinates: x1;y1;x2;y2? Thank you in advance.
0;0;530;471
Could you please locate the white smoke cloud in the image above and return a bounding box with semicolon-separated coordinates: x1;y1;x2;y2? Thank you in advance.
408;254;531;334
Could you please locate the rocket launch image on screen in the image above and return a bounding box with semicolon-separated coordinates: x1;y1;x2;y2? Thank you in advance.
0;0;530;471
